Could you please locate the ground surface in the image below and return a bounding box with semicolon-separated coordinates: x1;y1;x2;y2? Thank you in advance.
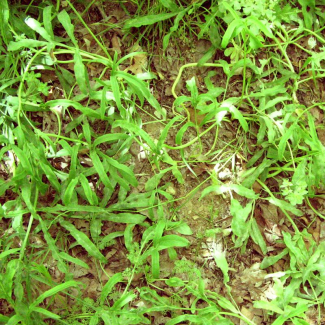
1;0;325;324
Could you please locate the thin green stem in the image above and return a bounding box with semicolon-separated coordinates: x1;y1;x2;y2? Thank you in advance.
65;0;112;62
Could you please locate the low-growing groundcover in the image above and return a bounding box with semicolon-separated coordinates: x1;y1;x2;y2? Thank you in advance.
1;0;325;324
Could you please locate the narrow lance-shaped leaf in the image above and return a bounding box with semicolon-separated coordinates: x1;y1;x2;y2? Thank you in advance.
29;281;80;310
43;6;54;40
124;11;181;29
79;173;96;205
90;150;113;190
74;49;89;95
25;17;53;42
112;120;157;152
100;273;123;304
59;218;107;263
57;10;78;45
231;199;253;238
62;177;78;206
221;19;243;48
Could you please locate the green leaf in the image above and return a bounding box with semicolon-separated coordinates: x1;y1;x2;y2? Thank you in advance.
151;249;160;279
74;49;89;95
6;314;24;325
157;116;181;152
250;219;267;254
201;184;258;200
260;248;289;269
116;71;165;118
157;235;189;249
46;99;102;119
101;153;138;188
159;0;179;11
59;252;89;269
278;123;297;161
39;161;61;193
10;145;33;174
173;222;193;235
241;158;274;188
25;16;53;42
105;213;146;224
62;177;78;206
145;171;166;191
57;10;78;45
90;150;113;190
217;296;238;313
165;276;185;287
268;197;303;216
29;281;79;310
112;120;157;152
221;19;243;48
124;11;181;29
110;74;125;118
219;101;248;132
59;218;107;263
43;6;54;40
111;292;136;311
39;218;68;273
231;199;253;239
246;15;274;38
254;300;284;314
93;134;129;147
32;307;61;320
163;9;187;50
79;173;97;205
0;248;20;260
100;273;124;304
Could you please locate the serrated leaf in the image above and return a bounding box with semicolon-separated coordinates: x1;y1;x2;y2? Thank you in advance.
260;248;289;269
90;150;113;190
101;153;138;188
112;120;157;152
93;134;129;147
79;173;97;205
268;197;303;216
221;19;243;48
57;10;78;45
62;177;78;205
106;213;146;224
59;218;107;263
74;49;89;95
59;252;89;269
43;6;54;40
231;199;253;239
163;9;187;50
100;273;123;304
157;116;181;152
29;281;79;310
250;218;267;254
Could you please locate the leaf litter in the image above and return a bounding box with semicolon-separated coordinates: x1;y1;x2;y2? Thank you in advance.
1;0;325;324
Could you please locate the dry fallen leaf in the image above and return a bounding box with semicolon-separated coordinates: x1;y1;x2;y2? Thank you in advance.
125;46;148;75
